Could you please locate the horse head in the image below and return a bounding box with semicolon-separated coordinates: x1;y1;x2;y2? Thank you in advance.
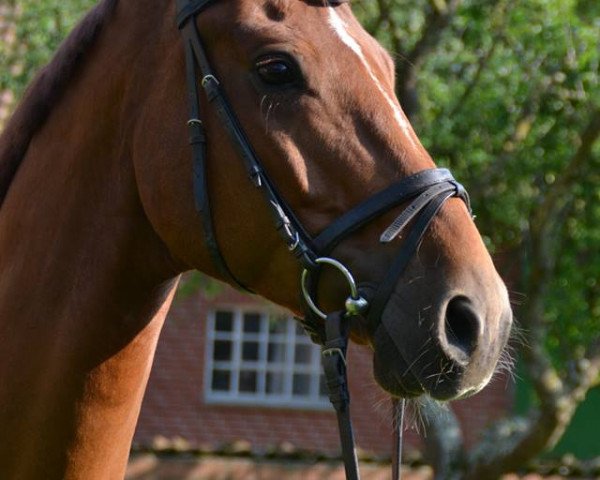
134;0;512;402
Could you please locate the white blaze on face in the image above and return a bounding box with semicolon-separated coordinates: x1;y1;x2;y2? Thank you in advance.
327;8;415;146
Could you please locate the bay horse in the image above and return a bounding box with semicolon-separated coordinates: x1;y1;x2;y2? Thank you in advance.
0;0;512;478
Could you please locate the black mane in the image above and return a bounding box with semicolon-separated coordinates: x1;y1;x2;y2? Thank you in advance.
0;0;119;206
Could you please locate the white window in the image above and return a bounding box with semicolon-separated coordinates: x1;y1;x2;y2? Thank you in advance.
204;307;329;409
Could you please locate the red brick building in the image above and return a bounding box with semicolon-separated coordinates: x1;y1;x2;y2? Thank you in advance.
134;282;513;458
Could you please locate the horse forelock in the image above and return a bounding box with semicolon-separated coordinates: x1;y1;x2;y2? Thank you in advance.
0;0;119;207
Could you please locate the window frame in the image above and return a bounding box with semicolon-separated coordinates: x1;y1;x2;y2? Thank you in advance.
203;304;330;410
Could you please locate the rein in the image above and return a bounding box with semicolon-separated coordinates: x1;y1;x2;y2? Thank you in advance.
176;1;471;478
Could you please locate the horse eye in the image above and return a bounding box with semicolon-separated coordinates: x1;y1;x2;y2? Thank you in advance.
255;56;301;86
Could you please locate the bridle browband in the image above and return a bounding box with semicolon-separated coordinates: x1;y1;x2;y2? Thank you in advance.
176;1;472;478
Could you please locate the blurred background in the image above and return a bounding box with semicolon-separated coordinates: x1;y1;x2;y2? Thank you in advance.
1;0;598;478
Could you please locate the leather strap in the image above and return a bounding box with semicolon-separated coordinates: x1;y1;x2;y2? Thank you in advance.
322;312;360;480
367;188;456;329
176;0;214;28
300;173;470;342
180;12;317;271
180;20;250;291
321;313;404;480
313;168;468;254
380;182;461;243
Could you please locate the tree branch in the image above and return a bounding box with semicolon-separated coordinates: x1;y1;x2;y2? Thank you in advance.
395;0;462;118
447;34;504;118
421;399;464;480
375;0;405;57
468;51;554;199
447;0;509;119
460;109;600;479
464;356;600;480
531;108;600;233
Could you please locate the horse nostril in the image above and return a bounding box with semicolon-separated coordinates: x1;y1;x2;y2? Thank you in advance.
442;296;480;364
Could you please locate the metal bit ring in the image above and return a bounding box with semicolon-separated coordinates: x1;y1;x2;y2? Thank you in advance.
301;257;369;320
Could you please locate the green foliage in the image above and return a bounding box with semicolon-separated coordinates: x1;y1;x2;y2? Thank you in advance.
0;0;94;102
176;272;223;300
546;166;600;359
358;0;600;371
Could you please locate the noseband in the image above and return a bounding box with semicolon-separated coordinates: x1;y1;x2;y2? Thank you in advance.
176;1;471;478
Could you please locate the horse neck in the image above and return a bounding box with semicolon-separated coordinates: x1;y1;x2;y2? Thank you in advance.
0;3;181;479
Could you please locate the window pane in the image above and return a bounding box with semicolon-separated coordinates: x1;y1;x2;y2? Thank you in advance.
294;344;312;365
243;313;261;333
239;370;258;393
268;316;287;335
267;342;287;363
242;341;259;361
215;311;233;332
213;340;232;361
266;371;286;394
211;370;230;392
293;374;311;396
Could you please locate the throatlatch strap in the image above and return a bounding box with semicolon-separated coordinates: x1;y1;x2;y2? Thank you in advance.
176;0;214;28
180;22;251;292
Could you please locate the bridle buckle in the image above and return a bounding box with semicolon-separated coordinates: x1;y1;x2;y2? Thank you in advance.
322;347;347;366
187;118;203;127
201;74;219;87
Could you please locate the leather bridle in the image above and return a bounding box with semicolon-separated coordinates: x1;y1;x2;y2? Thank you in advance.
176;1;472;478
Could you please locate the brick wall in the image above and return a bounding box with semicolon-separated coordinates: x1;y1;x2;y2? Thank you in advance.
134;284;513;457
